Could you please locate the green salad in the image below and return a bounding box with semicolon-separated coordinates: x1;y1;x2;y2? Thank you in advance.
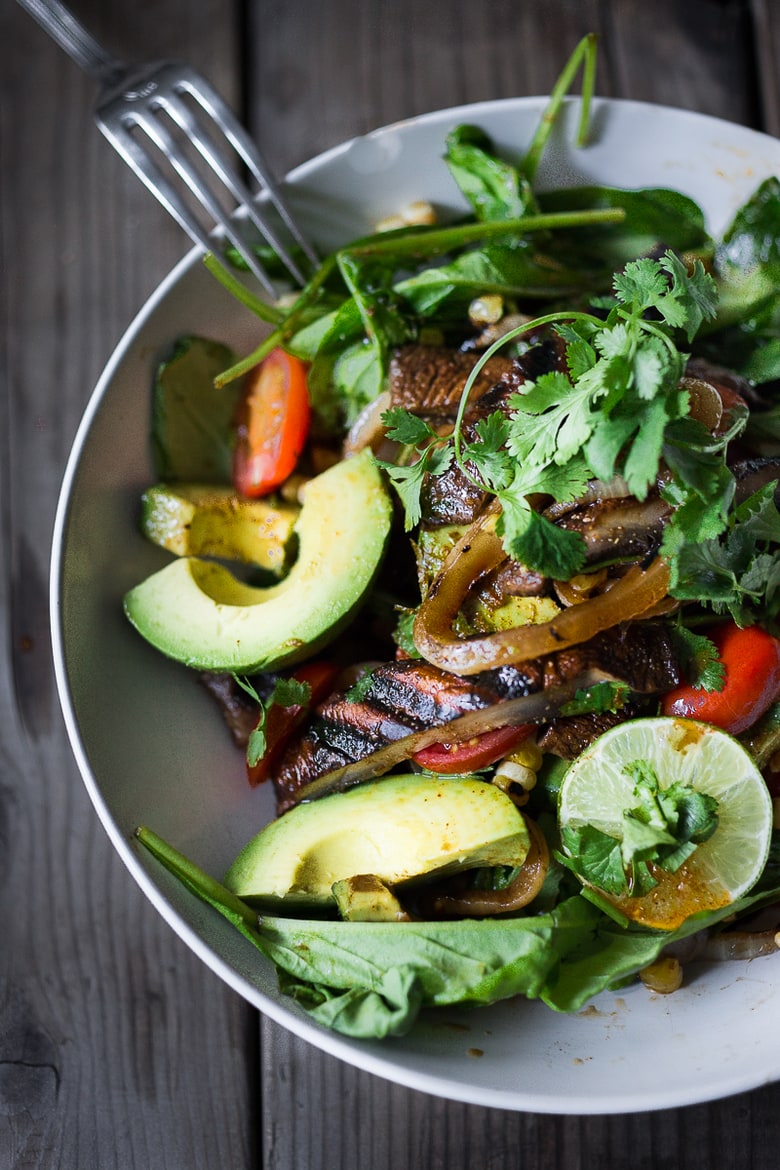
129;37;780;1039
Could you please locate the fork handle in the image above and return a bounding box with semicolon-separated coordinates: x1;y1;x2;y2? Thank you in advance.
16;0;125;84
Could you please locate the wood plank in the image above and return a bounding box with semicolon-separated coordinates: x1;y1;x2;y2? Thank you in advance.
604;0;758;125
0;2;257;1165
750;0;780;136
248;0;604;175
4;0;780;1165
260;1023;780;1170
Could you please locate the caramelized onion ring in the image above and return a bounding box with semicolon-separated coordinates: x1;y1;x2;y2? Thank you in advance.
413;512;671;674
417;814;550;918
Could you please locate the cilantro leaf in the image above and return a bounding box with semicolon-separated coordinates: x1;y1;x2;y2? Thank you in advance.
246;724;267;769
378;442;453;531
560;759;719;899
391;609;422;659
506;372;596;468
557;321;598;380
384;253;728;583
558;825;628;896
613;256;672;313
612;251;717;341
620;759;719;890
381;407;439;446
237;675;313;769
272;678;312;709
461;412;512;491
669;625;726;692
560;681;632;716
662;251;719;341
668;481;780;626
496;495;587;580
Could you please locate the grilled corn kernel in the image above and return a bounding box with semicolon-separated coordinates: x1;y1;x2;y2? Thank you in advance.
492;739;543;807
492;768;532;806
375;200;437;233
640;956;683;994
504;739;544;773
469;294;504;325
402;200;437;226
375;213;406;232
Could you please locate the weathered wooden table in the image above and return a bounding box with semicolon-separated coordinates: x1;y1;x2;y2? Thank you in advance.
3;1;780;1165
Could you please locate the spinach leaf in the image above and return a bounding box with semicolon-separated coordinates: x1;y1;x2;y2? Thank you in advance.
397;241;610;318
696;178;780;381
137;826;780;1039
538;185;711;270
444;124;536;221
152;336;241;483
545;846;780;1011
715;176;780;323
259;897;597;1037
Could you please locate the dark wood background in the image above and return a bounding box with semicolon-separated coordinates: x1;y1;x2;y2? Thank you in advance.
3;1;780;1165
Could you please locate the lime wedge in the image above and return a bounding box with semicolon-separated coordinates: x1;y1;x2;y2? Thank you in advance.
558;717;773;930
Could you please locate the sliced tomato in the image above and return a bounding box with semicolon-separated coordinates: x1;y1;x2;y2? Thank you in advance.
661;622;780;736
247;660;338;786
412;724;533;774
233;347;310;498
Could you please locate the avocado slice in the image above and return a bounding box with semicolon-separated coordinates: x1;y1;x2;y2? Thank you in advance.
123;449;392;672
224;773;531;912
332;875;409;921
140;483;299;576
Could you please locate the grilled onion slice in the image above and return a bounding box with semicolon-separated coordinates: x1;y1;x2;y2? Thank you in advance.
413;507;671;675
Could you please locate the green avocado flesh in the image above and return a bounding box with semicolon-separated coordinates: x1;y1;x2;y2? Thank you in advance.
124;448;392;672
140;483;299;575
224;773;531;911
331;875;408;921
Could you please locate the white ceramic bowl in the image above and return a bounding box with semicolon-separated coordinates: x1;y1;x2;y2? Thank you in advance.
51;96;780;1115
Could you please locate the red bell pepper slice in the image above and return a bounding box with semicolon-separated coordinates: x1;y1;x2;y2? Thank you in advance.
661;622;780;736
412;723;533;774
233;347;310;498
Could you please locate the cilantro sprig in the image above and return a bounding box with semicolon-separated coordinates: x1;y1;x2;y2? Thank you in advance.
233;674;313;767
669;624;727;693
667;479;780;628
382;251;721;580
559;758;720;897
379;412;453;531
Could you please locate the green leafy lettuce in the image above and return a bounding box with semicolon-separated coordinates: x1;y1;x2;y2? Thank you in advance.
136;827;780;1038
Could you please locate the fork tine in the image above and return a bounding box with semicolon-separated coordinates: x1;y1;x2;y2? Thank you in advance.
110;108;280;296
101;123;216;252
19;1;316;294
156;90;312;287
176;74;319;270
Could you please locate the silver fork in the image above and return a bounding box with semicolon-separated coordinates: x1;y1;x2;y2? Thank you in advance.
17;0;317;295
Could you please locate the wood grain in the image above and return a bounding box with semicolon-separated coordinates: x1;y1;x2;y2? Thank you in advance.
0;2;256;1166
751;0;780;135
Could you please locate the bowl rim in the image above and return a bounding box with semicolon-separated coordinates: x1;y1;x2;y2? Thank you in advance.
49;93;780;1115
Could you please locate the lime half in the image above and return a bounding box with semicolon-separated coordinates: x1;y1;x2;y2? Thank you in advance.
558;717;773;930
